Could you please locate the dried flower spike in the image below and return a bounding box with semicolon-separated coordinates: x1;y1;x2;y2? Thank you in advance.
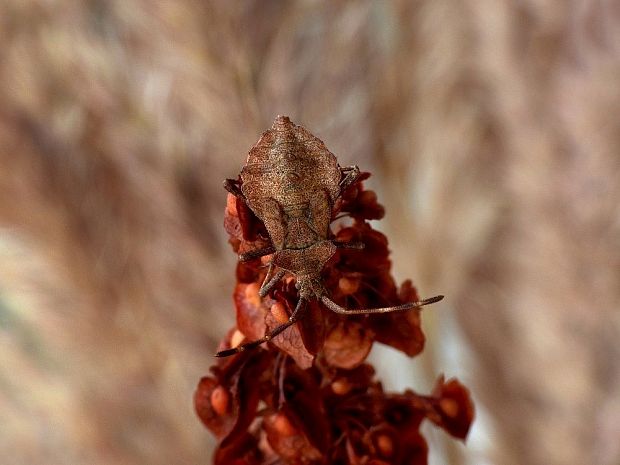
195;116;474;465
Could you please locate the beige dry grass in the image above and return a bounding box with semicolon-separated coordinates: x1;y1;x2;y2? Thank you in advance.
1;1;619;465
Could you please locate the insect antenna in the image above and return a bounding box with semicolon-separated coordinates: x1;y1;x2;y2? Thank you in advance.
215;298;307;357
320;294;444;315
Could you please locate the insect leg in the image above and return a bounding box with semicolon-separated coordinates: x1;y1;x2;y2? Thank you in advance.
223;178;245;198
238;246;275;262
338;165;361;194
333;240;365;250
320;294;444;315
215;298;307;357
259;265;286;298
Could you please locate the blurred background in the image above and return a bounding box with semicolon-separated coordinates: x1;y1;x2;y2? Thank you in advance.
1;1;619;464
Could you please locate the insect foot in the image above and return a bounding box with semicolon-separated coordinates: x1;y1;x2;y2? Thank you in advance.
196;116;474;464
215;115;443;361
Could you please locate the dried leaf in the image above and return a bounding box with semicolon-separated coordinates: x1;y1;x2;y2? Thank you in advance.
209;352;272;454
214;431;261;465
263;408;324;464
334;225;391;274
371;310;425;357
280;363;331;453
323;320;374;369
264;302;315;369
297;299;326;355
194;377;234;438
234;282;267;341
429;376;475;440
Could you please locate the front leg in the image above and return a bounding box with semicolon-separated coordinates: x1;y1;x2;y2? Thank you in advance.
338;165;361;196
223;178;245;199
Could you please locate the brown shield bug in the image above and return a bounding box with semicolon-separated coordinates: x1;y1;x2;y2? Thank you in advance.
216;116;443;357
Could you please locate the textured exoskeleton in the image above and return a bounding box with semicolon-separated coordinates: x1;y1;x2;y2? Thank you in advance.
216;116;442;357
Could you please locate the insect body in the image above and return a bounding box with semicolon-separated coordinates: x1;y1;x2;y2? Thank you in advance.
216;116;442;357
